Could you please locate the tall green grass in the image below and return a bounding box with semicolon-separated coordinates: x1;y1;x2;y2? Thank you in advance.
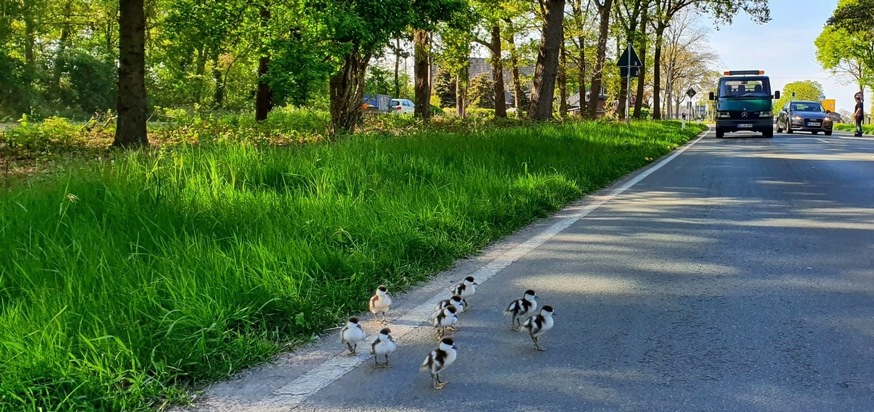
0;120;705;411
833;123;873;135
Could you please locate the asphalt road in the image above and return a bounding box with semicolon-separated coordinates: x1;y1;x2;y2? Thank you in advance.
182;128;874;412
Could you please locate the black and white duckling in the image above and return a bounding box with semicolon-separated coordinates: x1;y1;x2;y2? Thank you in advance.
369;285;392;324
435;295;466;314
432;305;459;338
370;327;397;368
521;305;555;351
450;276;478;308
421;337;458;390
339;316;366;355
504;289;537;330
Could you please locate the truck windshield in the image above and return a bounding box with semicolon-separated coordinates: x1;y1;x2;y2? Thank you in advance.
718;77;771;98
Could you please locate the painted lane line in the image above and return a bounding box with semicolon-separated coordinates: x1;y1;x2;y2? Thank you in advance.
273;130;708;408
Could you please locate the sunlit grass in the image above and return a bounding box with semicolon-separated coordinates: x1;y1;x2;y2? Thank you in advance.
0;120;705;411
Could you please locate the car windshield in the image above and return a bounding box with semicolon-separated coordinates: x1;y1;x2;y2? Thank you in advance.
718;77;771;97
790;102;823;112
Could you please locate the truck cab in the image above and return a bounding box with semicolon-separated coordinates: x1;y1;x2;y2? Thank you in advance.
709;70;780;138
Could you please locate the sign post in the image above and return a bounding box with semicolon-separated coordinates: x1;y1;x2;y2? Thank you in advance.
617;41;642;125
682;88;696;129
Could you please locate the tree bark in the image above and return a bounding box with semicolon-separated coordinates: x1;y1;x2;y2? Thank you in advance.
558;40;567;117
455;65;469;118
506;31;524;116
414;29;431;121
529;0;565;121
114;0;149;148
491;24;507;118
212;54;224;109
652;26;665;120
394;38;401;98
52;0;75;94
633;26;649;118
255;3;273;121
587;0;613;119
329;50;370;134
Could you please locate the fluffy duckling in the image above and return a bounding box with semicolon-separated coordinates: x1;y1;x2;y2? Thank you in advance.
421;337;458;390
504;289;537;330
339;317;366;355
370;327;397;368
435;295;466;315
432;305;459;338
521;305;555;351
369;285;392;324
450;276;478;308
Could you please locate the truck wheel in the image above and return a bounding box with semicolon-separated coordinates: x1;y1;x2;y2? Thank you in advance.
825;131;832;136
716;128;724;138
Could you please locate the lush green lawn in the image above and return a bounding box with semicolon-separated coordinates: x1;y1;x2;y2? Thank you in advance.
0;119;705;411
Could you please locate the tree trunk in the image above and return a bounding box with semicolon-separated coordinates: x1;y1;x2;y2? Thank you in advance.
455;65;469;118
633;34;648;118
529;0;565;121
394;38;401;98
114;0;148;148
652;26;665;120
212;54;224;109
587;0;613;119
491;24;507;118
255;3;272;121
413;29;431;121
506;32;524;116
558;40;567;117
329;50;370;134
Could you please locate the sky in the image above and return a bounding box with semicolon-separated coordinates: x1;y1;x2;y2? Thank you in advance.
706;0;866;113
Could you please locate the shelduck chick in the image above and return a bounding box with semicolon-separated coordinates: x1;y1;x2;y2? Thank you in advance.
435;295;466;315
521;305;555;351
504;289;537;330
369;285;392;324
432;305;459;338
339;317;366;355
421;337;458;390
451;276;478;308
370;327;397;368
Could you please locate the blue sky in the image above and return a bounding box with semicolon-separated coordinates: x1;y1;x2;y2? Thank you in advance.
707;0;866;113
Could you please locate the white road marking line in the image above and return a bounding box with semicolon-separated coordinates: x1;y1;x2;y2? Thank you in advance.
272;130;708;408
816;138;831;144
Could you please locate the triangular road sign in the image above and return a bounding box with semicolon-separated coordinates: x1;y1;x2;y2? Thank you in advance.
617;44;642;68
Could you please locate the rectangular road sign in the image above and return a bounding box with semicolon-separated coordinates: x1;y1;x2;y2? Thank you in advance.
822;98;835;112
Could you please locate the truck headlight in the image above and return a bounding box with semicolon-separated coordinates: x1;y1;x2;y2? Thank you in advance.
760;111;772;117
718;112;731;118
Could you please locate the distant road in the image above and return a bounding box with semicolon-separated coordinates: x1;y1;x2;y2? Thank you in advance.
183;127;874;412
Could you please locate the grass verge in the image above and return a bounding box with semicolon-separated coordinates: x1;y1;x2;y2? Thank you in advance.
0;118;705;410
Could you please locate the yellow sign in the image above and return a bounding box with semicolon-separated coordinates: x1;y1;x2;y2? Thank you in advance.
822;98;836;112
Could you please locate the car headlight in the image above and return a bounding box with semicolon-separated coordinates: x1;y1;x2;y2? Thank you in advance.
717;111;731;118
823;117;832;123
760;111;772;117
792;115;803;121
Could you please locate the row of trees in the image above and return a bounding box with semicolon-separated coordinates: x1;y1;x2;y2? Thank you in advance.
0;0;773;146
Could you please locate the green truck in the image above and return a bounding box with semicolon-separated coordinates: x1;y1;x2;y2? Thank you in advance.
709;70;781;138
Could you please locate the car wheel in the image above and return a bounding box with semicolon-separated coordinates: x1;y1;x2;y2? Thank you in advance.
716;128;724;138
786;121;793;134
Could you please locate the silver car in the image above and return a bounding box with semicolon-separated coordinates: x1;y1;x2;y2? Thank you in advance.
775;100;833;135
